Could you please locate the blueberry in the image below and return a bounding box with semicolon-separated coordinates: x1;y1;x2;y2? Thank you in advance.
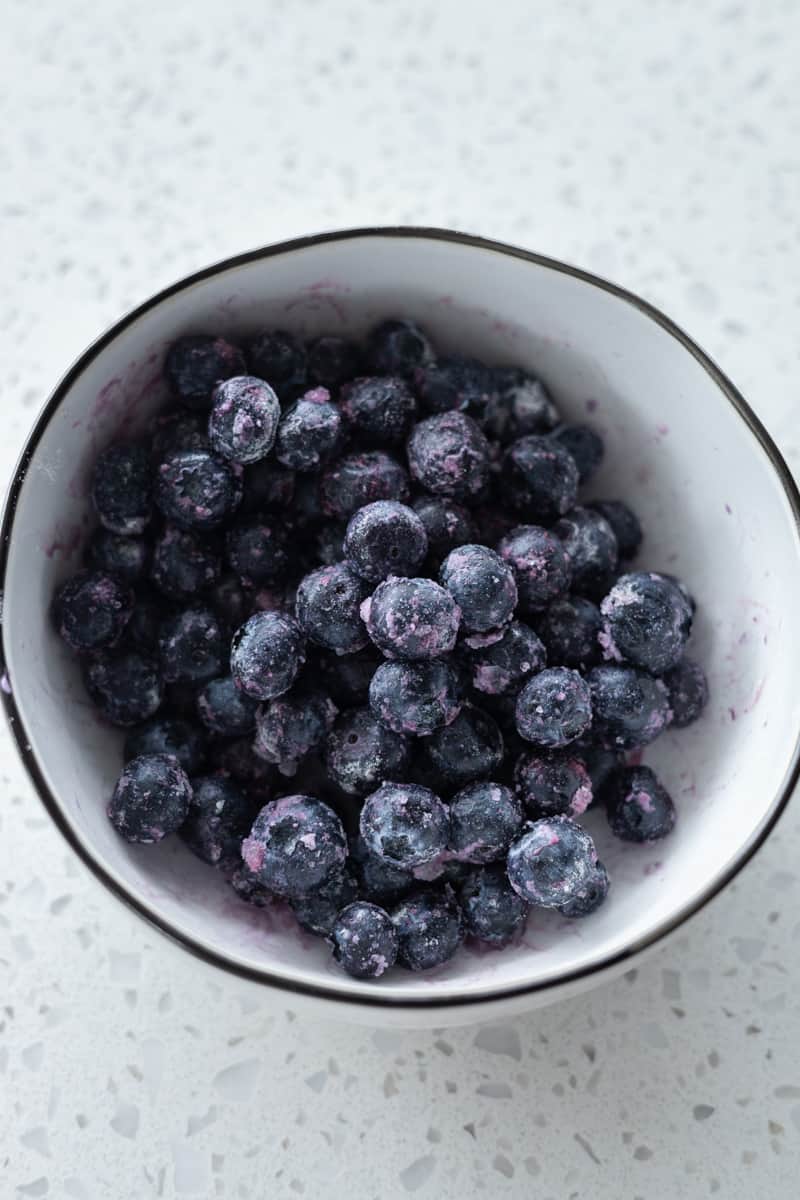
124;715;206;775
391;888;464;971
125;591;162;652
181;775;254;870
558;861;610;918
307;335;361;390
552;424;605;483
325;707;411;797
240;459;296;514
241;795;347;897
369;659;463;736
331;901;399;978
225;517;290;585
603;764;677;842
246;328;307;401
360;781;449;869
229;866;274;907
507;815;597;908
501;435;579;522
86;530;150;584
362;576;461;660
207;573;250;635
165;334;247;410
91;443;152;536
587;499;642;561
344;501;428;582
295;562;369;655
254;688;336;775
150;409;210;460
315;646;382;707
155;450;242;532
209;737;276;793
485;366;560;442
350;834;414;902
407;412;491;503
571;736;624;794
315;521;347;565
448;781;524;863
600;571;692;674
291;869;359;937
230;611;306;700
459;621;546;697
411;495;477;563
84;650;163;726
150;526;221;598
197;675;259;738
53;571;133;654
208;375;280;465
159;607;225;684
440;544;517;633
367;318;435;378
662;657;709;728
537;596;602;671
108;753;192;843
417;705;504;791
320;451;410;519
459;865;529;945
275;387;342;471
515;667;592;749
497;525;572;613
587;665;672;749
553;507;618;599
339;376;416;445
413;355;494;419
513;750;593;818
655;572;696;615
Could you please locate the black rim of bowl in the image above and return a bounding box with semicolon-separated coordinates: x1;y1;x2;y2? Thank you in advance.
2;226;799;1012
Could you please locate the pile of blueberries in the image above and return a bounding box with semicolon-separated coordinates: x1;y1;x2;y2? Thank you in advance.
52;319;708;982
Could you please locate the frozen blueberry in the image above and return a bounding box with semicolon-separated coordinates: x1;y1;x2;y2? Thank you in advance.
275;387;342;471
662;658;709;728
655;572;696;616
367;318;435;378
253;688;336;775
559;861;610;918
229;866;273;907
208;375;280;465
290;868;359;937
588;500;642;561
126;591;162;652
320;451;410;519
207;573;250;635
407;411;491;503
240;459;296;514
411;495;476;563
307;335;361;390
165;334;246;410
485;366;560;442
571;736;624;794
497;525;572;613
84;650;163;726
197;675;259;737
537;596;602;671
155;450;242;532
448;781;524;863
86;530;150;584
150;526;221;599
225;518;290;585
344;501;428;582
369;659;463;736
315;521;347;566
241;795;347;897
513;750;593;818
362;577;461;660
315;646;381;707
181;775;254;870
108;753;192;843
501;435;579;522
230;611;306;700
507;815;597;908
246;328;307;401
295;562;369;655
417;705;504;792
339;376;416;444
392;888;464;971
439;544;517;634
587;665;672;749
360;782;449;869
325;707;411;797
209;737;275;793
603;764;677;842
91;443;152;536
413;355;494;419
600;571;693;674
124;715;206;775
331;901;399;978
151;409;211;460
553;507;618;599
159;607;225;684
552;423;605;483
350;835;414;903
515;667;592;748
53;571;133;654
459;865;529;945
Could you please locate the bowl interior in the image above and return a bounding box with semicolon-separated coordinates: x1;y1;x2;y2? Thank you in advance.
4;230;800;1007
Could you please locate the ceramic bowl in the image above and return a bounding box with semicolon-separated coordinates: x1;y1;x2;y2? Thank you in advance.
2;228;799;1027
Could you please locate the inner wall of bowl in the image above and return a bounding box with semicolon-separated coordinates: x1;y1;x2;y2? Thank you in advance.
5;233;800;1002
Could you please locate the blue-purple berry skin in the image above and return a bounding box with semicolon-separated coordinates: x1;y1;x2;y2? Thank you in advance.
485;366;560;442
369;659;463;737
537;595;602;671
600;572;693;675
558;861;610;918
165;334;247;410
411;495;477;563
407;411;491;503
572;736;624;795
344;501;428;582
53;571;133;654
339;376;417;444
209;737;276;794
418;705;504;792
240;459;296;514
497;525;572;613
125;592;162;652
661;658;709;728
150;526;221;599
207;574;250;636
501;435;579;522
391;888;464;971
246;329;307;401
507;815;598;908
331;901;399;978
440;543;517;633
295;562;369;655
320;451;410;519
362;576;461;660
316;521;347;566
603;764;677;842
315;646;381;707
553;507;618;600
229;866;274;907
588;500;643;561
275;387;342;471
350;835;414;903
86;530;150;584
515;667;592;749
181;775;254;870
325;707;411;797
413;355;494;420
253;689;336;776
196;675;259;738
242;795;347;897
513;750;593;819
460;620;546;697
360;782;450;869
587;665;672;750
84;650;164;726
124;715;206;775
91;443;152;536
307;336;361;390
155;450;242;532
108;753;192;844
158;607;225;685
208;375;280;465
448;781;524;863
367;318;435;378
225;518;290;586
230;611;306;701
552;423;605;483
291;869;359;937
459;865;529;945
151;409;211;460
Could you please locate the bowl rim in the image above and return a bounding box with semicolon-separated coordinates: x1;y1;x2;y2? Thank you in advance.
2;224;799;1012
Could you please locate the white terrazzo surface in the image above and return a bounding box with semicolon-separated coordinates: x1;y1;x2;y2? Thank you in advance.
2;1;800;1196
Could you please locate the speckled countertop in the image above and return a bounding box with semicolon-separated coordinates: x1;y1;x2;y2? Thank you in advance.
2;2;800;1196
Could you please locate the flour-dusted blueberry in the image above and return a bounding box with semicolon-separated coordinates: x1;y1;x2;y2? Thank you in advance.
53;571;133;654
515;667;592;748
360;782;449;869
165;334;247;410
588;500;643;561
84;650;163;726
485;366;560;442
230;611;306;700
448;781;524;863
331;901;399;978
413;355;494;420
501;435;579;522
246;328;307;401
554;506;618;599
197;675;259;738
507;815;597;908
392;887;464;971
339;376;417;445
158;606;225;685
411;495;477;563
587;664;672;749
229;866;273;907
181;775;254;870
497;525;572;613
361;576;461;660
315;646;381;707
241;795;347;897
367;318;435;378
307;335;361;390
86;530;150;584
155;450;242;532
439;544;517;634
552;424;605;483
343;501;428;583
209;737;276;794
369;659;463;736
320;451;410;519
537;595;602;671
124;715;206;775
108;753;192;844
290;868;359;937
275;386;342;471
125;591;162;652
253;688;336;776
559;861;610;918
600;571;693;674
350;835;414;902
325;707;411;797
207;573;249;635
150;525;221;599
91;442;152;536
513;750;593;818
571;736;624;795
225;517;290;586
459;865;529;945
151;409;211;460
407;411;491;503
240;459;296;514
603;764;677;842
208;375;281;465
655;572;696;615
662;657;709;728
295;561;369;655
417;705;504;792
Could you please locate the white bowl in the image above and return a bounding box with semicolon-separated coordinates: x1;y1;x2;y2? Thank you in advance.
2;228;799;1027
